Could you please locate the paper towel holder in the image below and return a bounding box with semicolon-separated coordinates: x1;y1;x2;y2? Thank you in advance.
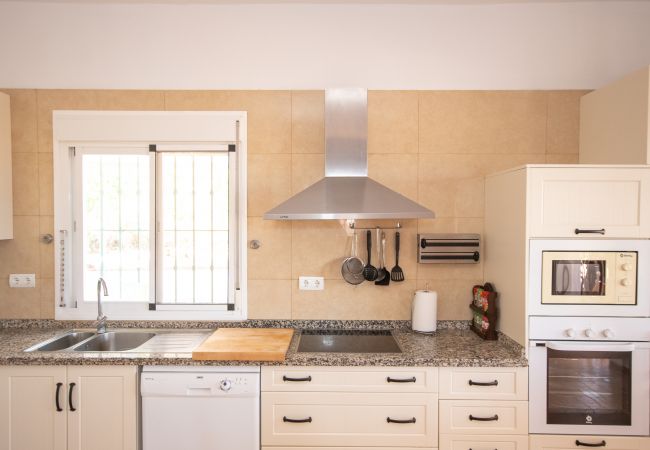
417;233;480;264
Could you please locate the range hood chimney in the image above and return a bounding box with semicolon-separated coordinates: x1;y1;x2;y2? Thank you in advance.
264;88;435;220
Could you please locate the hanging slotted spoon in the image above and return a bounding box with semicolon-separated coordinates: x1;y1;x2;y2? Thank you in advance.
362;230;378;281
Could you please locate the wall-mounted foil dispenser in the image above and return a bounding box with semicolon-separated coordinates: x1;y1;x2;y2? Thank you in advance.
417;233;480;263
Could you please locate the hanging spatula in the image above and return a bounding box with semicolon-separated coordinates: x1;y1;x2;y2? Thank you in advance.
390;231;404;282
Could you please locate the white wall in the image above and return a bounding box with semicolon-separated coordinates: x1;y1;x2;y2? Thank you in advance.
0;1;649;89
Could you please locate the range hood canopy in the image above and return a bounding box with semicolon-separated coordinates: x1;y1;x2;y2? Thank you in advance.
264;88;435;220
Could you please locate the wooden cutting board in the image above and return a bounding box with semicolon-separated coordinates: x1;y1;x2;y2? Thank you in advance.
192;328;294;361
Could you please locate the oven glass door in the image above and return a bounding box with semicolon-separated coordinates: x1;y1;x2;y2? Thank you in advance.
547;347;632;426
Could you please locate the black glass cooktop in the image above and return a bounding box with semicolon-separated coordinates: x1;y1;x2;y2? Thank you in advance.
297;329;402;353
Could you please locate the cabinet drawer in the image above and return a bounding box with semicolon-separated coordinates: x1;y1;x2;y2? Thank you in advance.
530;435;649;450
439;400;528;435
262;448;436;450
440;434;528;450
261;366;437;392
528;167;650;238
262;392;438;447
439;367;527;400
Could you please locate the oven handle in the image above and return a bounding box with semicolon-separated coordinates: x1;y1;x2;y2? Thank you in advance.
546;342;635;352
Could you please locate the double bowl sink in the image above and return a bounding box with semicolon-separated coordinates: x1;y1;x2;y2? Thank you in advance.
25;329;208;353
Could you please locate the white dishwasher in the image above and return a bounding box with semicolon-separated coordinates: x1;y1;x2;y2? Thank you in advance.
141;366;260;450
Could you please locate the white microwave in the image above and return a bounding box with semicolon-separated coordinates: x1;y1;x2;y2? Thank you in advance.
529;239;650;317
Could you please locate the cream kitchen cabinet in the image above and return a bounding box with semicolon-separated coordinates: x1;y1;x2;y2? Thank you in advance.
527;166;650;238
261;366;439;450
530;435;650;450
439;367;528;450
0;92;12;240
0;365;138;450
0;366;67;450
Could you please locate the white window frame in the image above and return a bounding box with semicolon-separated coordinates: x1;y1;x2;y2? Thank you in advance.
53;111;248;321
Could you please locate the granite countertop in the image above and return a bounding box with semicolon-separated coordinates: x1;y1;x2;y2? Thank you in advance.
0;320;527;367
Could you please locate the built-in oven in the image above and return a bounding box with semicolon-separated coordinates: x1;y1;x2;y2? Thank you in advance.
529;317;650;436
529;239;650;317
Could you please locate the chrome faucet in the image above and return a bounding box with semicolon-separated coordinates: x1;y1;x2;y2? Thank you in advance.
96;278;108;334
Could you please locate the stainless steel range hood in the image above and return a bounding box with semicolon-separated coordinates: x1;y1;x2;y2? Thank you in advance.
264;89;435;220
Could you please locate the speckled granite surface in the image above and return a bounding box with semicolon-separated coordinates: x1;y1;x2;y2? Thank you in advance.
0;320;527;367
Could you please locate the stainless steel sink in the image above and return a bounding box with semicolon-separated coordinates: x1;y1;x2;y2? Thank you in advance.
73;331;156;352
26;331;96;352
297;329;402;353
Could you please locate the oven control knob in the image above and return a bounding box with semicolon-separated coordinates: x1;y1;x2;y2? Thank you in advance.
621;278;631;286
219;379;232;392
584;328;595;338
603;329;615;339
622;263;633;271
564;328;576;338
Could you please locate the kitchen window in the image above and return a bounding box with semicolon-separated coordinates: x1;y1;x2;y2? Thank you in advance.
53;111;247;320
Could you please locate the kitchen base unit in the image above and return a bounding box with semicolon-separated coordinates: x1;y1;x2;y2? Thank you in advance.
530;435;650;450
0;365;138;450
141;366;260;450
261;366;438;449
440;434;529;450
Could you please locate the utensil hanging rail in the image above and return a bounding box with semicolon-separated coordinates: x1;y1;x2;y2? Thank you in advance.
348;221;402;230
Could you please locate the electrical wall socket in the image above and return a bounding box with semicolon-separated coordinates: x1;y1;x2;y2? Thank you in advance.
299;276;324;291
9;274;36;288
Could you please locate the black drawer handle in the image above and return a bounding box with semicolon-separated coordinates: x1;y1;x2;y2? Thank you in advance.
55;382;63;412
282;375;312;382
469;414;498;421
576;440;606;448
283;416;312;423
386;417;417;424
468;379;498;386
387;376;417;383
574;228;605;235
68;382;76;412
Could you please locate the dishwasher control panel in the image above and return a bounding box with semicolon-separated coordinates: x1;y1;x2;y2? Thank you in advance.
141;371;260;397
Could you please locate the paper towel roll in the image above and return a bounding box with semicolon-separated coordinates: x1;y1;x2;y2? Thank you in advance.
411;290;438;333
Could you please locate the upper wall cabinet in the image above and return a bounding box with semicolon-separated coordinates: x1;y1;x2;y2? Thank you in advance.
0;92;12;240
528;166;650;238
580;65;650;164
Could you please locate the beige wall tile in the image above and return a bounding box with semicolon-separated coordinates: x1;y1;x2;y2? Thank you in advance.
36;90;100;152
11;153;39;215
368;153;418;200
247;154;291;216
0;282;41;319
368;91;418;154
547;90;588;155
292;91;324;154
39;215;54;279
291;220;349;280
291;154;324;194
38;153;53;215
1;89;37;153
95;90;165;110
546;153;579;164
416;279;482;320
40;277;54;319
166;91;292;154
0;216;40;279
247;280;292;319
0;88;584;322
292;279;415;320
419;91;547;155
247;217;291;280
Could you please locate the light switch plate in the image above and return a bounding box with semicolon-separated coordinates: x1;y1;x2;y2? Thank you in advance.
299;276;324;291
9;274;36;288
